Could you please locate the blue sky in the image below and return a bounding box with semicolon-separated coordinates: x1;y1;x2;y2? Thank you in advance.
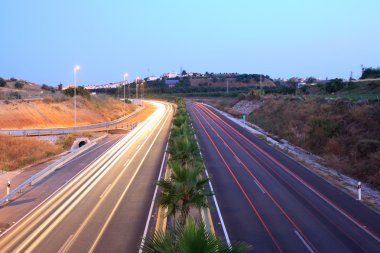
1;0;379;85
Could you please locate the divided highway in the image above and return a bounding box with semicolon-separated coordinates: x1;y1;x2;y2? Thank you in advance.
188;101;380;253
0;101;174;253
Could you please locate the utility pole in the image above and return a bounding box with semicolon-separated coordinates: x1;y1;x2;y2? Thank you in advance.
226;79;229;94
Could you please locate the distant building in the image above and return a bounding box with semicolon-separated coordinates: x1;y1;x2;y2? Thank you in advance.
162;72;177;79
147;76;159;81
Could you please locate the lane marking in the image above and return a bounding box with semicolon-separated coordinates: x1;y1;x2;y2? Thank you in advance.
2;102;166;252
123;158;130;167
294;230;315;253
58;234;74;253
89;104;172;253
57;102;171;253
191;104;285;252
204;168;231;246
139;104;173;252
254;180;266;194
100;184;112;199
197;102;380;244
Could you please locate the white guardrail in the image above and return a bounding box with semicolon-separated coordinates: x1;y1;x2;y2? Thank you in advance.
0;106;144;136
0;139;99;204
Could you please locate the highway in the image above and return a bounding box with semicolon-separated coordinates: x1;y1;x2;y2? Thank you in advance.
188;101;380;253
0;101;174;253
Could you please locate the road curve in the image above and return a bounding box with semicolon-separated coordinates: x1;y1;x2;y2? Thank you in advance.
0;101;174;253
188;101;380;253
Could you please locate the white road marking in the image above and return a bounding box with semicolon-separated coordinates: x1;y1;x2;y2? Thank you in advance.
294;230;315;253
254;180;266;194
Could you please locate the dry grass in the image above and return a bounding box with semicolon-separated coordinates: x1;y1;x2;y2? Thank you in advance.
251;97;380;188
0;135;63;171
0;94;136;129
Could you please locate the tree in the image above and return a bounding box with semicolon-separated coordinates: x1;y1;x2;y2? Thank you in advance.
286;77;299;86
325;79;344;93
305;77;317;84
169;136;200;164
141;218;251;253
360;67;380;80
182;70;187;76
63;86;90;99
157;161;212;223
0;78;6;87
15;81;24;89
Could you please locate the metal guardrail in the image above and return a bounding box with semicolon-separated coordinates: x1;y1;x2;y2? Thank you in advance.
0;141;98;204
0;106;144;136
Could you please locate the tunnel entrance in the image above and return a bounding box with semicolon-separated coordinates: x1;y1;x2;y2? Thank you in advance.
79;141;86;148
71;137;90;151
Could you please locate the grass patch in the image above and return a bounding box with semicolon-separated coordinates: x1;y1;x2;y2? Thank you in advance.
0;135;63;171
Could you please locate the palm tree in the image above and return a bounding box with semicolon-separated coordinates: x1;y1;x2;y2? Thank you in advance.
157;161;212;223
141;218;251;253
171;123;193;139
169;136;200;165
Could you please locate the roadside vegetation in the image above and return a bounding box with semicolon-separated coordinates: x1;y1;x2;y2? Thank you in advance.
0;132;94;172
0;135;63;172
141;99;250;253
235;95;380;189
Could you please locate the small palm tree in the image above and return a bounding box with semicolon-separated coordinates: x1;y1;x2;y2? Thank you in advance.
171;123;193;138
141;218;251;253
169;136;200;165
157;161;212;223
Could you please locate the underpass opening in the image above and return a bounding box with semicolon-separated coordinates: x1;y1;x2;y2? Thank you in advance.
79;141;86;148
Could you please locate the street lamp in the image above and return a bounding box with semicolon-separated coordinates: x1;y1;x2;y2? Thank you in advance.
73;65;80;129
123;73;128;117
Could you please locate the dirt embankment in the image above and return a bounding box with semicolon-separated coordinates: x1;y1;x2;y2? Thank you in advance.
235;97;380;188
0;95;136;129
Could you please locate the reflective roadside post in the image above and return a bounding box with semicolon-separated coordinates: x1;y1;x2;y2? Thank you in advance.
358;181;362;201
6;180;10;202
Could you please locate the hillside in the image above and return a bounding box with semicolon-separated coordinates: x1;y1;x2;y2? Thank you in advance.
190;77;275;88
0;78;53;99
228;96;380;188
0;94;136;129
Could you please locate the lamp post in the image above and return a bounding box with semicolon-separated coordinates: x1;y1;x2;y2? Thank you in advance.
73;65;80;129
123;73;128;117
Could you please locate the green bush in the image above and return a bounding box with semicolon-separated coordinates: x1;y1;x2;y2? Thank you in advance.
7;91;22;99
63;86;90;99
0;77;6;87
15;81;24;89
360;68;380;79
325;79;344;93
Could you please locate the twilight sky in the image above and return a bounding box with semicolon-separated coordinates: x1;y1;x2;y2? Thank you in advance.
1;0;379;85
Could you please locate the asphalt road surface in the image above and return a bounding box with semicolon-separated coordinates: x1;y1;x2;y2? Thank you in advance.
0;101;174;253
188;101;380;253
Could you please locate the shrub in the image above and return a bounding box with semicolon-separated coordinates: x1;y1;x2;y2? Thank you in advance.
360;67;380;79
10;77;17;81
63;86;90;99
0;77;6;87
356;139;380;158
15;81;24;89
325;79;344;93
7;91;21;99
